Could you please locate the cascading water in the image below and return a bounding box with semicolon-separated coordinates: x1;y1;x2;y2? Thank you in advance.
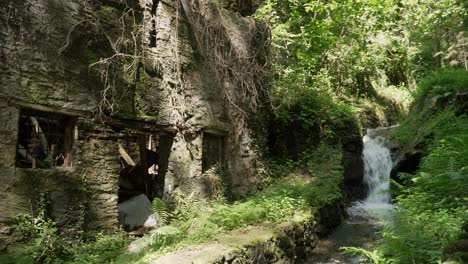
306;128;395;263
361;130;393;209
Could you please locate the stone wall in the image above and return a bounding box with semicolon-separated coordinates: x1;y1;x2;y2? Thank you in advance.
0;102;20;251
0;0;268;195
213;217;321;264
0;0;268;250
0;119;122;250
73;138;121;230
211;203;345;264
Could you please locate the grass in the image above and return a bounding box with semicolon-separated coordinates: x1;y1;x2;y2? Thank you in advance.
114;144;344;262
1;144;344;264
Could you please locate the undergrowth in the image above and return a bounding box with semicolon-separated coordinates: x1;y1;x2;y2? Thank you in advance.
1;145;343;264
378;113;468;263
117;144;343;262
344;70;468;264
0;198;132;264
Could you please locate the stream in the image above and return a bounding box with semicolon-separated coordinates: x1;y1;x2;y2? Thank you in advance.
305;129;394;263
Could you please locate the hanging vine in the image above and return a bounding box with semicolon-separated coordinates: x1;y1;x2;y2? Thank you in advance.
182;0;271;140
58;0;147;122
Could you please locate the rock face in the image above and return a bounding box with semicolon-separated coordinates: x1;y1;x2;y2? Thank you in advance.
340;119;366;201
269;115;365;201
0;0;269;250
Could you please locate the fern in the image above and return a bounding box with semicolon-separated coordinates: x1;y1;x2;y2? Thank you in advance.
340;247;385;264
152;198;170;226
171;192;204;222
149;226;183;248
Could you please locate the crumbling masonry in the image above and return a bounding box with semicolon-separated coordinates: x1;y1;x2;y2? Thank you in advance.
0;0;269;250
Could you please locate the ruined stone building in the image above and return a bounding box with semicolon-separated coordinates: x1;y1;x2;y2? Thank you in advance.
0;0;269;250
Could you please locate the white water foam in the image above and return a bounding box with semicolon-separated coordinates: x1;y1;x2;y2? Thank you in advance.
349;129;394;217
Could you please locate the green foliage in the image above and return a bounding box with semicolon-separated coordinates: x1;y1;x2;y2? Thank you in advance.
170;192;206;223
3;215;132;264
268;144;344;205
377;73;468;263
345;70;467;263
201;165;233;202
2;193;72;264
113;145;343;260
68;231;131;264
391;70;468;146
414;69;468;104
152;198;170;226
272;88;356;143
1;192;131;264
379;208;465;263
208;181;305;229
11;217;71;264
340;246;385;264
149;226;184;249
256;0;466;130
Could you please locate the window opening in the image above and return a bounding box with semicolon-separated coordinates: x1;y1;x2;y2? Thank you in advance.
149;0;160;48
16;109;75;169
202;133;225;173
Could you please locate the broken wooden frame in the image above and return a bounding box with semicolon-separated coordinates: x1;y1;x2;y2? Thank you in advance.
16;108;77;169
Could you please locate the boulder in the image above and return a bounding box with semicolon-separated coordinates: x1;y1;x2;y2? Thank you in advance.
118;194;157;231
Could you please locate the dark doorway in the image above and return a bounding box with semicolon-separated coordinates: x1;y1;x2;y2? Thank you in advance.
118;133;174;203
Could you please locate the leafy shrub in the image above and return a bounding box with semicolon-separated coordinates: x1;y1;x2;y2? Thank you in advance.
379;76;468;263
379;208;465;263
340;247;384;264
414;69;468;104
69;231;131;264
2;193;73;264
4;213;72;264
152;198;170;226
272;89;356;142
2;192;131;264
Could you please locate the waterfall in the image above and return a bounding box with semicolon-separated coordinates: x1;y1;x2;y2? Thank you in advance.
361;129;393;209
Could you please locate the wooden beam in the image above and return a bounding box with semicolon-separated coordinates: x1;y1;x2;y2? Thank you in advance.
10;99;88;117
79;130;137;140
108;117;176;134
29;117;49;155
119;144;136;166
7;98;177;134
203;128;229;136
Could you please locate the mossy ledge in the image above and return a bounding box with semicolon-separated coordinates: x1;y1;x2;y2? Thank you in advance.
135;203;343;264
